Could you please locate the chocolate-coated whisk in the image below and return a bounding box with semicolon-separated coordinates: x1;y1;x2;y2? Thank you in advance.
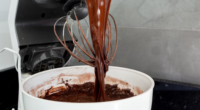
54;11;118;68
55;0;118;101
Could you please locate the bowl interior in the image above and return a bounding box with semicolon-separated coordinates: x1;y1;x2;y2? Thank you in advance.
22;66;154;98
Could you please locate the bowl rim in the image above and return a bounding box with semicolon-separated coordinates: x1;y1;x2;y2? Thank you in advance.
22;65;155;105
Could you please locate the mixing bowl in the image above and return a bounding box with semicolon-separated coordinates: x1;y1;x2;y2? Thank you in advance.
22;66;154;110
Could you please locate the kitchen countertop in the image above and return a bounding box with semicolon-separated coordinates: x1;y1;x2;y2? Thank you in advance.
152;79;200;110
1;68;200;110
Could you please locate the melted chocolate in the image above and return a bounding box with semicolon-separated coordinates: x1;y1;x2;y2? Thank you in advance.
87;0;112;101
43;82;134;102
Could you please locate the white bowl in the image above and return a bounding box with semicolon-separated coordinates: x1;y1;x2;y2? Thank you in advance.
22;66;154;110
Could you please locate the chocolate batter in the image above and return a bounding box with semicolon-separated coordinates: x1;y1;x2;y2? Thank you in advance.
43;82;134;102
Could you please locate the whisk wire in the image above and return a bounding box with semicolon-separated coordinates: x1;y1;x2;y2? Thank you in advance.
54;11;118;67
54;16;95;67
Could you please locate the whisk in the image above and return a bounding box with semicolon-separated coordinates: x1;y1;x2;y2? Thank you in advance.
54;0;118;101
54;12;118;67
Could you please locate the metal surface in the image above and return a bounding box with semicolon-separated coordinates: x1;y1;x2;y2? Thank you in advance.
19;43;74;73
16;0;72;46
70;4;88;20
63;0;88;20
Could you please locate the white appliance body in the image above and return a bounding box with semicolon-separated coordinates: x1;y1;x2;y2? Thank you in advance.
8;0;31;80
8;0;19;69
0;0;15;71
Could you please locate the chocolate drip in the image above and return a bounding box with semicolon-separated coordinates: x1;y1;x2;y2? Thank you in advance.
86;0;112;101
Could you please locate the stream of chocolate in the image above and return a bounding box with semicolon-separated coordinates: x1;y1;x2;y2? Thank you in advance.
86;0;112;101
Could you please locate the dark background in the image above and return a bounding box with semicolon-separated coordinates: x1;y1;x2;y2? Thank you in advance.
0;68;18;110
